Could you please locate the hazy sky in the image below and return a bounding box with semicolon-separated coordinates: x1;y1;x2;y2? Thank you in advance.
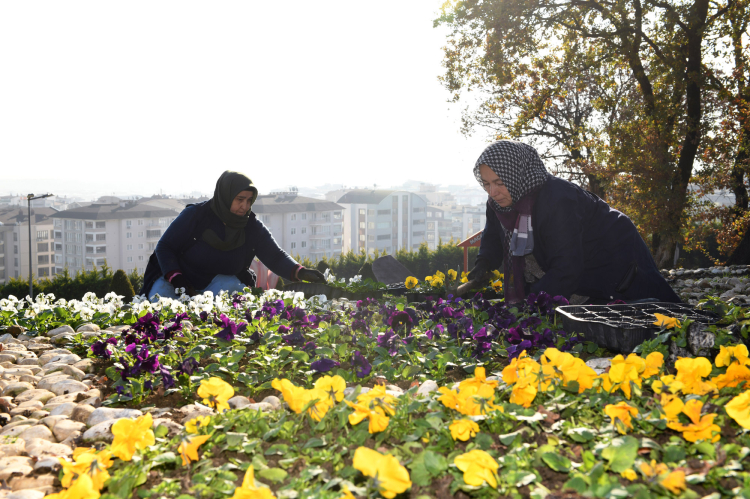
1;1;492;199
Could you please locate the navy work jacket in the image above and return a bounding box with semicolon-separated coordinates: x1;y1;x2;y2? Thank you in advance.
142;201;298;293
477;176;680;303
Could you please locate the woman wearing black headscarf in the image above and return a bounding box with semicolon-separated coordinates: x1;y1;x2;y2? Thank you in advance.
468;141;680;305
142;171;324;300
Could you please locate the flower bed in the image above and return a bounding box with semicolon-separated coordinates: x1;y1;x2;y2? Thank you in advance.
0;289;748;498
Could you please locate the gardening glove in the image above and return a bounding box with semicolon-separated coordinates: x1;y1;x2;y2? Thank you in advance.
170;274;197;296
297;268;325;283
467;258;491;282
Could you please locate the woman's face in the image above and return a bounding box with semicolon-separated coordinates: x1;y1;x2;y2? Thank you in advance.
479;164;513;207
230;190;255;216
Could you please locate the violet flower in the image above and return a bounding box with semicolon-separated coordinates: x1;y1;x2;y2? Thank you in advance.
215;314;247;342
179;357;199;376
352;351;372;378
161;366;175;389
90;341;111;359
282;328;305;346
311;358;340;373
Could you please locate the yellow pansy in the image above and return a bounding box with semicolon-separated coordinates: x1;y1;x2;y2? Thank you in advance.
111;413;155;461
604;401;638;434
449;419;480;441
314;375;346;403
404;276;418;290
653;313;681;329
229;465;276;499
185;415;211;434
197;377;235;412
178;434;211;466
725;391;750;429
660;470;687;494
454;449;499;489
715;344;750;367
352;447;411;499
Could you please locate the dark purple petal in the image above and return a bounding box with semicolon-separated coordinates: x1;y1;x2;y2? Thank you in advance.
311;358;340;373
352;351;372;378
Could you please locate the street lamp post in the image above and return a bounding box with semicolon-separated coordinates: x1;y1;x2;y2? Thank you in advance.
27;193;54;299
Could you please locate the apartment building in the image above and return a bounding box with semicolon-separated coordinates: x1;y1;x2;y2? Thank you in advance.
0;207;56;284
52;201;181;275
253;192;345;262
336;190;429;255
451;205;488;241
424;206;453;249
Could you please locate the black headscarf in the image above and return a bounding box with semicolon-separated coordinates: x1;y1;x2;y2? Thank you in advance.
473;141;550;303
473;140;550;213
202;171;258;251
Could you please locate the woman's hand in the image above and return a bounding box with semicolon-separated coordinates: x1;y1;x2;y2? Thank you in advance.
171;275;197;296
297;268;325;283
467;258;491;281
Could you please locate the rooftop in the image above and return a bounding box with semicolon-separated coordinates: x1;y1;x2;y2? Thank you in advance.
252;193;342;214
0;206;57;225
336;190;396;204
51;203;180;220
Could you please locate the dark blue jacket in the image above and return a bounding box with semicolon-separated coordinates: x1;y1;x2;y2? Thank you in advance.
143;201;298;293
477;176;680;302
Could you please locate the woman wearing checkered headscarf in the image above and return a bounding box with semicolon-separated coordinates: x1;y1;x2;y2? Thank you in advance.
468;140;680;305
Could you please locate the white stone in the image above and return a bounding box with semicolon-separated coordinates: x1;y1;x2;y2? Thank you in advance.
260;395;281;410
246;402;274;412
177;403;214;424
49;379;88;396
43;353;80;366
0;441;25;457
81;420;115;444
48;403;78;418
37;375;70;392
86;407;143;427
45;393;80;406
585;357;613;375
0;456;34;480
19;424;55;443
228;396;251;410
24;437;72;458
52;419;86;441
416;380;438;397
34;457;62;473
1;383;33;397
41;415;69;430
14;389;55;405
44;325;74;338
17;358;39;366
76;323;100;332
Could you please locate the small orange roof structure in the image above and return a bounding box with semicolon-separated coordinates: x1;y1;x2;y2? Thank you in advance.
458;231;483;274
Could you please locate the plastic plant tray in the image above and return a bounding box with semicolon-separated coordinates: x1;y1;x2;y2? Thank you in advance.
554;302;720;353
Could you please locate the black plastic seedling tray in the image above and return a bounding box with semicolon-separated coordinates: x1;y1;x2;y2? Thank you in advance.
555;302;720;353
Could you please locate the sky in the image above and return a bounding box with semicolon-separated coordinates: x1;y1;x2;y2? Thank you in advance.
0;1;492;200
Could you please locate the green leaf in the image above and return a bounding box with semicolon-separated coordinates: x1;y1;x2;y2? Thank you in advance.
564;476;588;494
423;451;448;475
541;452;571;473
265;444;288;455
153;425;169;439
257;468;288;483
563;380;580;393
663;445;686;463
402;365;421;378
601;436;638;473
568;427;595;443
291;350;309;362
226;432;245;448
303;437;326;449
151;452;177;466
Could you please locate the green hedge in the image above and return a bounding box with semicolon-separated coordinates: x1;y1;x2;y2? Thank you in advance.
296;240;480;280
0;265;143;301
1;242;480;300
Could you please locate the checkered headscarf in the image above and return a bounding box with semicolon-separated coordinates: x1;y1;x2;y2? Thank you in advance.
473;141;550;213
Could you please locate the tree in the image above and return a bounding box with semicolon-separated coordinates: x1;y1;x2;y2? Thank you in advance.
110;269;135;303
437;0;738;267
